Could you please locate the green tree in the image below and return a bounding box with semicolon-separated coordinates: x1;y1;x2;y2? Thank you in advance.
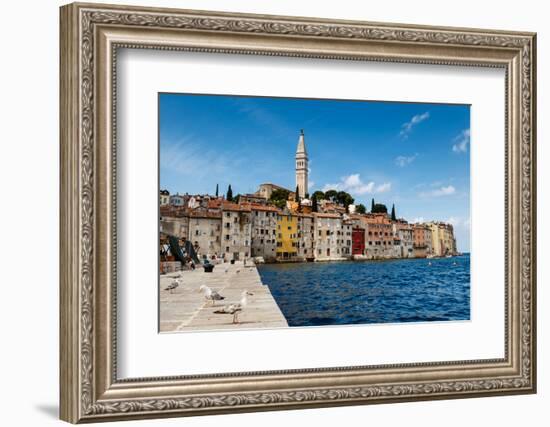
356;203;366;214
324;189;338;202
336;191;354;208
295;185;300;201
371;198;375;212
215;183;219;197
226;184;233;201
391;204;396;221
312;190;325;201
372;203;388;214
312;196;318;212
269;188;290;209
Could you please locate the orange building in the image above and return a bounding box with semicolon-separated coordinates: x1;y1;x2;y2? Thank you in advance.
363;213;396;259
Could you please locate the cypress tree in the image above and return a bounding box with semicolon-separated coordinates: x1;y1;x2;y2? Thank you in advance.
312;196;318;212
215;183;219;197
226;184;233;202
295;185;300;201
391;204;396;221
371;198;375;212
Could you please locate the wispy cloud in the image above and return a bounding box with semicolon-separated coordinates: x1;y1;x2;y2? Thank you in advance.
400;112;430;139
452;129;470;153
395;153;418;167
322;174;391;195
160;136;243;182
419;185;456;197
234;99;292;137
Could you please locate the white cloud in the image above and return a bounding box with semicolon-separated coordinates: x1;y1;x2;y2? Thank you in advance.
420;185;456;197
395;153;418;167
322;174;391;196
446;216;471;231
452;129;470;153
400;112;430;139
446;216;460;226
375;182;392;193
412;217;425;224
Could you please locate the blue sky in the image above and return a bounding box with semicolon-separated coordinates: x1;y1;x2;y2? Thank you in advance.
159;93;471;252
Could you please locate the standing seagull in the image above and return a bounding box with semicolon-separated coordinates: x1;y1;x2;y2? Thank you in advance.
214;290;253;324
165;279;180;293
199;285;225;305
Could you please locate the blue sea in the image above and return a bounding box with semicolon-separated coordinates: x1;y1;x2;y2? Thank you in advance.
257;255;470;327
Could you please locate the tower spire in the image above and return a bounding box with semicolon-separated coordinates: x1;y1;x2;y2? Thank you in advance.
295;130;308;199
296;129;307;155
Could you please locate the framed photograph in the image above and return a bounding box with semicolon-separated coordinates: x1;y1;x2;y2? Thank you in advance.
60;2;537;423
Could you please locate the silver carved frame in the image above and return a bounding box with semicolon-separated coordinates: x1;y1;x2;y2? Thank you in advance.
59;2;537;423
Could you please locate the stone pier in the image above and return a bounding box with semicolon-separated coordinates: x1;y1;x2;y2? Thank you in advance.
160;261;288;332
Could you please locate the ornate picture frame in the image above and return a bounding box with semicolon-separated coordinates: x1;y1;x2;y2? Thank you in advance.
60;2;536;423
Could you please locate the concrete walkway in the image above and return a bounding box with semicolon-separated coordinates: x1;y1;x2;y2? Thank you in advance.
160;261;288;332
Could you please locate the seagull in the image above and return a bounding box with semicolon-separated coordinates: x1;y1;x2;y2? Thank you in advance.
199;285;225;305
249;268;253;272
224;267;229;273
165;279;180;293
428;261;432;266
235;269;241;274
214;291;254;324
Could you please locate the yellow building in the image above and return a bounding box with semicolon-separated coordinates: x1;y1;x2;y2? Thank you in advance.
276;213;298;260
427;222;457;257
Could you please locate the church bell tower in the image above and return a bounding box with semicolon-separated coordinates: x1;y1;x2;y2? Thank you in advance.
295;129;308;199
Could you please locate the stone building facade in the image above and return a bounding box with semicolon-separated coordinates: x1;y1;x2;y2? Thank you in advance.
297;213;315;260
169;193;185;207
160;206;189;238
395;221;414;258
428;222;457;257
313;213;347;261
159;189;170;206
255;183;294;201
188;210;222;259
248;203;280;262
412;223;433;258
364;213;395;259
341;220;353;258
220;202;252;261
